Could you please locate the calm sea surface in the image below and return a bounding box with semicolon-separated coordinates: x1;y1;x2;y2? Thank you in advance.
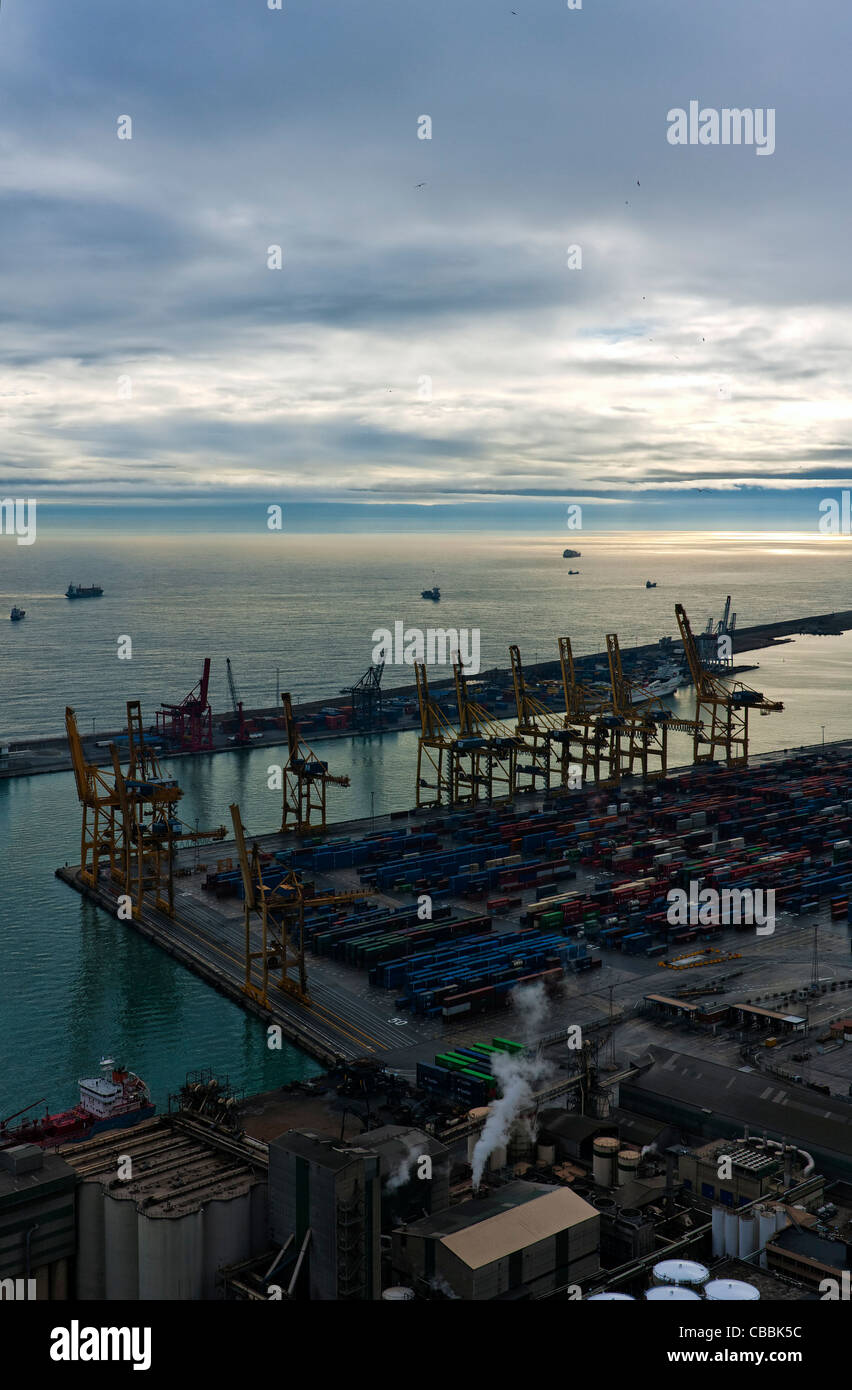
1;531;851;1115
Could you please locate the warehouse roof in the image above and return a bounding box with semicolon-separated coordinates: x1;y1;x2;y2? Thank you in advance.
397;1180;597;1270
620;1048;852;1177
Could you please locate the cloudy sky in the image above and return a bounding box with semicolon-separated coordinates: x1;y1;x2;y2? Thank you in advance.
1;0;851;530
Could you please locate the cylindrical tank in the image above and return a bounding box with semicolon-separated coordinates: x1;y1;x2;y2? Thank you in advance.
617;1150;641;1185
593;1136;619;1188
587;1292;635;1301
76;1180;106;1300
104;1193;138;1300
537;1143;556;1167
203;1194;252;1299
489;1145;508;1172
757;1206;776;1267
652;1259;709;1288
705;1279;760;1301
774;1205;789;1233
383;1286;416;1301
645;1286;701;1301
138;1208;203;1300
724;1209;739;1257
711;1205;726;1258
738;1213;758;1259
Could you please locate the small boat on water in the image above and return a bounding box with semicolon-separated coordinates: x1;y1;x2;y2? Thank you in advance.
0;1058;154;1150
10;606;25;621
66;583;104;599
645;580;657;589
421;585;441;601
566;569;579;575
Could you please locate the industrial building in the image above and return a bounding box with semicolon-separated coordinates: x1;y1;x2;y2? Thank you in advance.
678;1138;822;1212
618;1048;852;1183
268;1131;382;1301
392;1180;600;1300
0;1144;76;1299
59;1117;267;1300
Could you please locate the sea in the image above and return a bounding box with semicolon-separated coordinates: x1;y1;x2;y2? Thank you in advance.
1;530;851;1118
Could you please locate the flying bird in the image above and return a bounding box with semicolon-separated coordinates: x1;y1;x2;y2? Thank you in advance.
414;182;427;188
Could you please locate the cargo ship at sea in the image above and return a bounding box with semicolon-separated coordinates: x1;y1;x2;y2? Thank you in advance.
0;1059;154;1149
66;583;104;599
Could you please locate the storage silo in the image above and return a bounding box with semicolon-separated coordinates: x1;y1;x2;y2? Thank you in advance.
711;1206;726;1258
756;1206;776;1267
203;1192;254;1299
652;1259;709;1289
645;1286;701;1301
617;1150;641;1185
593;1137;619;1187
704;1279;760;1301
489;1145;508;1172
76;1180;106;1300
537;1143;556;1167
587;1292;635;1301
738;1213;758;1259
104;1193;139;1300
724;1209;739;1257
138;1207;204;1301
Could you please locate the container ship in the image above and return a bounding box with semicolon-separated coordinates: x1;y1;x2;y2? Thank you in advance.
0;1059;154;1149
66;583;104;599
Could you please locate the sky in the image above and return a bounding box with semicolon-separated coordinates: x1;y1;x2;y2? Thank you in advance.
1;0;852;533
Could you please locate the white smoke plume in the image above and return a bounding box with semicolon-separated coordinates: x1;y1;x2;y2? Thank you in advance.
511;979;549;1041
470;1047;553;1190
428;1274;459;1300
385;1135;426;1193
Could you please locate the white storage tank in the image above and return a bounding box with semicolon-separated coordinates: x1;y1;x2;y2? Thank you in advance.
738;1213;758;1259
587;1292;635;1300
652;1259;709;1288
724;1209;739;1257
705;1279;760;1301
383;1286;416;1300
645;1286;701;1301
711;1205;726;1258
537;1143;556;1167
617;1150;641;1185
137;1207;204;1301
593;1136;619;1188
489;1145;508;1172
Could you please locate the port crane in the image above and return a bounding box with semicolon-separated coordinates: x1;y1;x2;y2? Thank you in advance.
155;658;213;752
413;661;459;809
280;692;350;834
676;603;784;766
65;707;126;889
605;633;700;779
452;660;521;804
509;644;576;794
557;637;623;786
111;701;225;918
342;660;385;732
230;804;367;1004
226;658;252;745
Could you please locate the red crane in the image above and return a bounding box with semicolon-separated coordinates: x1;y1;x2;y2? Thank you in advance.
156;658;213;752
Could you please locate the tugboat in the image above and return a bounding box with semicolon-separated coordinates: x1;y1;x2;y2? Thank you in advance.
563;549;581;558
10;606;25;621
421;584;441;602
566;570;579;575
0;1059;154;1150
66;583;104;599
645;580;657;589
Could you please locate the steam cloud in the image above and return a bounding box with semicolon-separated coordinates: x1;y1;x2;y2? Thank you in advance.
469;981;554;1190
385;1135;426;1193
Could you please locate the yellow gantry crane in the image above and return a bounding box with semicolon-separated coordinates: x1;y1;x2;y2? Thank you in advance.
414;660;458;809
65;706;125;889
509;644;576;794
111;701;225;919
453;659;521;804
557;636;622;786
280;692;350;834
675;603;784;765
230;803;367;1004
605;633;700;779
